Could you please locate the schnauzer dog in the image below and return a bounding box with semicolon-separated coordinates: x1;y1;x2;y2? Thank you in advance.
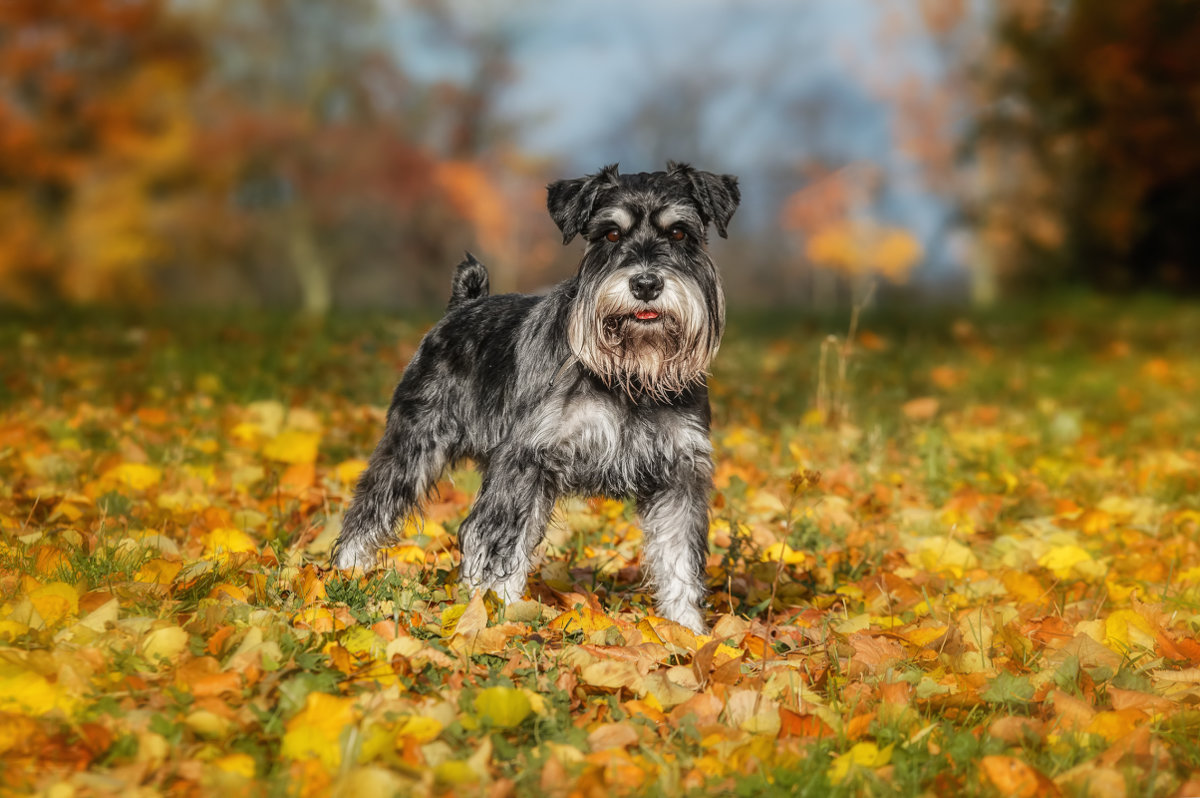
331;162;739;633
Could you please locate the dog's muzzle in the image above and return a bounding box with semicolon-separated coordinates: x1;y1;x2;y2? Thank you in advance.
629;271;664;302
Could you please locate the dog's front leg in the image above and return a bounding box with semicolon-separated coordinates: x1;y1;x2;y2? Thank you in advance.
458;450;555;604
332;403;450;570
638;473;711;634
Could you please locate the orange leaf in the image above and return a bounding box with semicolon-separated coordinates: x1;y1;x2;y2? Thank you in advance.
902;397;939;421
191;671;242;698
980;756;1061;798
779;708;833;738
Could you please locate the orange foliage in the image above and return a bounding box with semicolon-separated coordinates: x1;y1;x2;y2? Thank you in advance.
0;0;202;304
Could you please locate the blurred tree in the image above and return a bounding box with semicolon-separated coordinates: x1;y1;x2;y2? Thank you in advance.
0;0;202;305
973;0;1200;293
176;0;450;313
173;0;527;312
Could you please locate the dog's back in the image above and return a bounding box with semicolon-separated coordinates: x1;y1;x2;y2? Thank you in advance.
448;252;490;310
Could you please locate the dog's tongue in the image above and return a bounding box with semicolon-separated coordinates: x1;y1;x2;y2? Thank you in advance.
635;310;659;320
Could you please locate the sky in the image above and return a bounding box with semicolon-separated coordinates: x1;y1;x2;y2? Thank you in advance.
387;0;973;274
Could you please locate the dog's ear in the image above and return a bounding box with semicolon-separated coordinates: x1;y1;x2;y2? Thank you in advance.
668;161;740;238
547;164;620;244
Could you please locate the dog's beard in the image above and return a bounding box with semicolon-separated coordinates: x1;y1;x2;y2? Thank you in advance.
568;269;719;400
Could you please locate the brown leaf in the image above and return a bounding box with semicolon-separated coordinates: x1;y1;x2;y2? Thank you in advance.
989;716;1045;745
1048;689;1096;732
1107;687;1174;713
848;633;905;673
587;722;639;751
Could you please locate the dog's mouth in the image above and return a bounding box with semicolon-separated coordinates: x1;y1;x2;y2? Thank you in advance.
633;310;661;323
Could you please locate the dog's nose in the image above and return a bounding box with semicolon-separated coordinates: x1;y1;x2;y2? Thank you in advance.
629;271;664;301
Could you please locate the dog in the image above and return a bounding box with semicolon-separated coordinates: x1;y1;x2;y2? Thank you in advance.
331;162;739;633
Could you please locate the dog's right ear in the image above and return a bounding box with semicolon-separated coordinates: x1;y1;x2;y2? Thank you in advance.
547;164;620;244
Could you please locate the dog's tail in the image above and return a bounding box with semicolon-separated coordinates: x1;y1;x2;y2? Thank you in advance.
448;252;490;310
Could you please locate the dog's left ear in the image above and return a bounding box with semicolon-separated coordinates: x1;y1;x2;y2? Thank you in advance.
547;164;621;244
668;161;740;238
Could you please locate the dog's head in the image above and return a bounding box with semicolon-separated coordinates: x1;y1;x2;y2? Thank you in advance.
549;162;739;399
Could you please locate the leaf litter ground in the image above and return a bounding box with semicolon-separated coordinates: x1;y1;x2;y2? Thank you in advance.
1;300;1200;796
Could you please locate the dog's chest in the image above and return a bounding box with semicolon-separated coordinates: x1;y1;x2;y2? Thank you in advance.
531;393;697;495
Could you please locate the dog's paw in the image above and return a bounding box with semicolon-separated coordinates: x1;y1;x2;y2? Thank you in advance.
330;538;377;570
660;605;707;636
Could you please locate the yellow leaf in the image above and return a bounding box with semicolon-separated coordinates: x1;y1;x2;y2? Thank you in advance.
143;625;190;662
909;537;977;578
433;760;479;785
1038;544;1104;581
395;715;443;743
262;429;321;465
335;459;368;486
761;542;809;565
0;619;29;640
636;618;665;645
1002;572;1044;603
203;527;258;561
135;558;182;586
29;581;79;627
905;626;950;648
212;753;256;778
380;545;426;565
827;742;894;786
208;583;248;602
107;463;162;491
0;666;77;715
281;692;357;769
1104;610;1156;653
474;686;532;728
439;605;467;638
1086;709;1148;742
185;709;230;739
548;606;615;634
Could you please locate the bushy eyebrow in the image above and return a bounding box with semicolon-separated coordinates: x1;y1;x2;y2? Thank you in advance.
590;207;634;231
653;203;702;229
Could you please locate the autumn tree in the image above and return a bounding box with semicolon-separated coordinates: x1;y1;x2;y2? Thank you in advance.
0;0;202;305
972;0;1200;292
173;0;444;314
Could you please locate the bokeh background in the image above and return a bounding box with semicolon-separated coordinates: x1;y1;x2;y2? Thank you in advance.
2;0;1198;313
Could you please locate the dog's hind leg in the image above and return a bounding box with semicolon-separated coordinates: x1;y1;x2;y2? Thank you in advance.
457;449;556;604
331;401;452;570
638;467;712;634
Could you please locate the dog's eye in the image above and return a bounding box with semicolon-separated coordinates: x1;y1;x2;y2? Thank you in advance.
668;226;686;242
605;229;621;243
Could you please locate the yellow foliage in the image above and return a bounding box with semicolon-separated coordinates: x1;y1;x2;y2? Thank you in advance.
281;692;358;770
0;666;78;716
142;625;190;662
395;715;443;744
212;753;257;779
827;742;894;786
107;463;163;491
334;459;369;486
263;429;321;465
204;528;258;561
1038;544;1106;581
804;222;922;283
29;582;79;627
474;686;533;728
760;542;810;565
1104;610;1156;653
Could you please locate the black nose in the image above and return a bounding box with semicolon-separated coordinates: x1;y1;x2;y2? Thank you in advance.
629;271;664;301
